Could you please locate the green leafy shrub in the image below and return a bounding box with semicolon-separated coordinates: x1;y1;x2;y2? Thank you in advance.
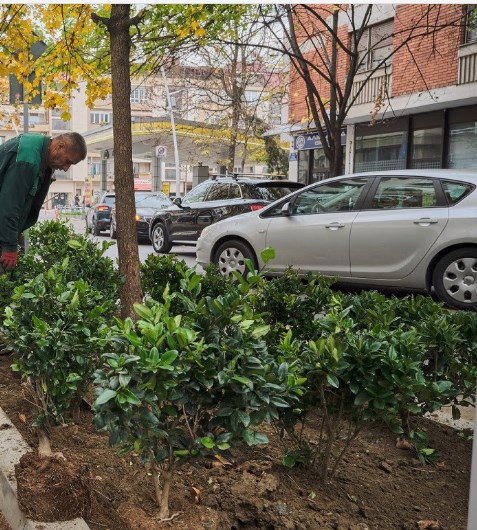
274;290;477;478
2;260;114;456
249;268;336;345
140;254;234;313
93;276;301;519
16;220;120;301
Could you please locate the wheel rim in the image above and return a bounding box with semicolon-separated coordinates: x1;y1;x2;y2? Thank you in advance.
442;257;477;304
153;226;165;250
217;246;247;276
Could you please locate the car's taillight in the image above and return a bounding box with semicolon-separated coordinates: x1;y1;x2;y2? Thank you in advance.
250;204;266;211
97;205;109;211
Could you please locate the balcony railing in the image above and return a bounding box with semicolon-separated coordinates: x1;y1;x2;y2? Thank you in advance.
458;43;477;85
351;69;392;105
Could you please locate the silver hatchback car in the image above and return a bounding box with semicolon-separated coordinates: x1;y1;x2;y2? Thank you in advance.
196;169;477;310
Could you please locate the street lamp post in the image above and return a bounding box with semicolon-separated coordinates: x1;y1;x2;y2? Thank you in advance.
160;66;181;197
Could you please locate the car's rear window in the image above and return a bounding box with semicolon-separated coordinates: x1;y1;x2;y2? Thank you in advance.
441;180;475;205
242;183;302;202
103;195;115;205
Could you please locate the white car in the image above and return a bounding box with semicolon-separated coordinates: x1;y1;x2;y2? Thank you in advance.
196;169;477;310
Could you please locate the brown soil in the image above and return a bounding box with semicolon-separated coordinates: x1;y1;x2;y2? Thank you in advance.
0;353;472;530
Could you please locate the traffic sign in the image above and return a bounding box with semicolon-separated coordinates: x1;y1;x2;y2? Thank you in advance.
155;145;167;158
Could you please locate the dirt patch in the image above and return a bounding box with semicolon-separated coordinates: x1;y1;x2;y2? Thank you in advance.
15;451;92;521
0;353;472;530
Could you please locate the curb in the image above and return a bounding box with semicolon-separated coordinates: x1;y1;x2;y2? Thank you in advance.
0;407;90;530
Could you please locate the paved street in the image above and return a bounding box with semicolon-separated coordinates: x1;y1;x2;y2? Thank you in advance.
39;210;198;269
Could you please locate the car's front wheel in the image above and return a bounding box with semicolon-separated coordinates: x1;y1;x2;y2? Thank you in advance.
432;247;477;310
151;222;172;254
213;239;257;278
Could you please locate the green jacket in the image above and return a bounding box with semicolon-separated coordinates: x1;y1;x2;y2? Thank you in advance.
0;134;53;252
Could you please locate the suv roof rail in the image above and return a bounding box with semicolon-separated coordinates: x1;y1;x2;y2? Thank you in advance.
208;172;288;181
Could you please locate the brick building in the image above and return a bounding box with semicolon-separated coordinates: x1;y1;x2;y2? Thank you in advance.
288;4;477;184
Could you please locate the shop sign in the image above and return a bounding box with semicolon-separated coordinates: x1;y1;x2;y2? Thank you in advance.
294;129;346;150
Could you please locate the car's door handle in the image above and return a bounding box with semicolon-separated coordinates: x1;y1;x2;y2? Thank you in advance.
413;218;438;225
325;222;345;230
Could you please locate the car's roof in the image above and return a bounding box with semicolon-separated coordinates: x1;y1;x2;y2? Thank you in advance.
207;177;303;186
332;169;477;182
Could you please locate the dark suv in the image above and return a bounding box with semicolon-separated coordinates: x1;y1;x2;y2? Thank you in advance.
85;192;115;235
149;176;304;253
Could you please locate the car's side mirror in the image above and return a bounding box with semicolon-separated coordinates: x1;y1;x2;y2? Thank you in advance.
173;197;182;206
281;202;293;216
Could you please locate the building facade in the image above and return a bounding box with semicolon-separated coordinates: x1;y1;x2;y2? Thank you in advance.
287;4;477;184
0;61;284;208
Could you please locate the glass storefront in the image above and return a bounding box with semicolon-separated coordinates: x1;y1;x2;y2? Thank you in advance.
354;131;407;172
354;105;477;172
448;121;477;168
410;127;443;169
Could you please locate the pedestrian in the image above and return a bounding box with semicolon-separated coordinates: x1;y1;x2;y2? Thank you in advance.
0;132;87;272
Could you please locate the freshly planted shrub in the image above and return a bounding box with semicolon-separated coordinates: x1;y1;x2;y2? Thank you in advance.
249;268;336;345
2;260;114;456
18;219;120;301
140;253;188;303
274;290;477;478
93;280;301;519
140;254;234;311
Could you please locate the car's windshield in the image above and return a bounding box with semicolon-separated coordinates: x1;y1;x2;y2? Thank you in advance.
135;194;173;208
242;183;302;202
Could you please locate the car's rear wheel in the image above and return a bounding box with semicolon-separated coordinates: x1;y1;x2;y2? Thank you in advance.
151;223;172;254
432;248;477;310
213;240;257;278
93;220;101;236
110;219;117;239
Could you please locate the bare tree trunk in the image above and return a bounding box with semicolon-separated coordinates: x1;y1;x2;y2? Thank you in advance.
152;464;173;520
93;5;143;318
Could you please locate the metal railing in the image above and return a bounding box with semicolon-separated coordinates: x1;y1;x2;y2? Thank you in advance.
458;45;477;84
351;70;392;105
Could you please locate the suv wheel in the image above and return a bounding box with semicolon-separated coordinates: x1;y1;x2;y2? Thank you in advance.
151;223;172;254
432;247;477;310
213;240;257;278
93;220;101;236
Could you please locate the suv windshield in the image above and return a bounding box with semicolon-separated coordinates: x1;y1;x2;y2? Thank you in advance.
135;194;173;208
242;183;302;202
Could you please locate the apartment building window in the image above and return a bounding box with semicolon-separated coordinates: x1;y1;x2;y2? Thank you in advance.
356;19;394;72
131;87;148;103
244;91;260;103
465;5;477;43
90;112;111;125
165;164;177;180
52;109;71;131
90;162;101;176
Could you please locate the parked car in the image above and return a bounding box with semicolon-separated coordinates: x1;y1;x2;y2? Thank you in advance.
85;192;115;235
149;176;304;253
196;169;477;310
110;192;173;242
